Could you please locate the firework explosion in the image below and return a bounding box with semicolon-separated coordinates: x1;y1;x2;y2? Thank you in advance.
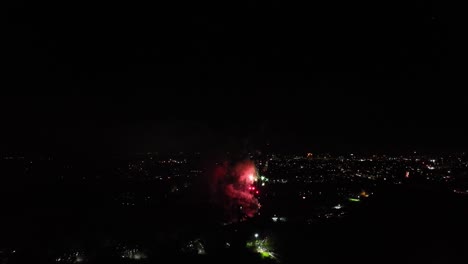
212;160;261;221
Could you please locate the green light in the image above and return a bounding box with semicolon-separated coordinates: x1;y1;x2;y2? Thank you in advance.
349;198;360;202
261;176;265;181
246;237;277;260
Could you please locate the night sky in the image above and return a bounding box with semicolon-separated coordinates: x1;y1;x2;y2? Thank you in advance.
4;0;465;156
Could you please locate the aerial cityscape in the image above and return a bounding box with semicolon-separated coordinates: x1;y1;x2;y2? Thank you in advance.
4;0;464;262
1;150;467;263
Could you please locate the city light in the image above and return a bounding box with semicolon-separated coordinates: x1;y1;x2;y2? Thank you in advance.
333;204;342;209
3;150;465;263
360;190;369;198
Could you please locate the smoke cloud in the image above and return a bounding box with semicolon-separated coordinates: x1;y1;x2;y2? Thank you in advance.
212;160;260;222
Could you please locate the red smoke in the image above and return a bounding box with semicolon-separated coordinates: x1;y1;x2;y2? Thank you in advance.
212;160;260;221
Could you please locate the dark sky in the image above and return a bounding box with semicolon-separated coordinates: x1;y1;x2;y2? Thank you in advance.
3;0;466;155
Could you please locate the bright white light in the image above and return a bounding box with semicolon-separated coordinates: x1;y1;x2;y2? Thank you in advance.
249;174;255;182
333;204;342;209
261;182;265;186
272;217;278;222
254;233;259;238
261;176;265;180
